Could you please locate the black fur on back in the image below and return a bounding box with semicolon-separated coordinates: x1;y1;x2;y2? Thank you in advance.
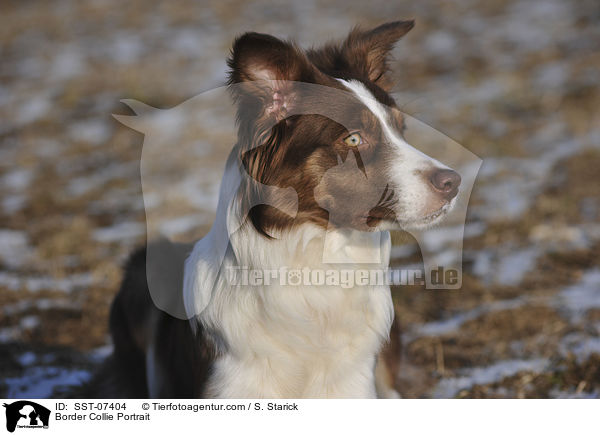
79;239;216;398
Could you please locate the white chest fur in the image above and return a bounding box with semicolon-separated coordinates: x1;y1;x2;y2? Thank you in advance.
191;225;394;398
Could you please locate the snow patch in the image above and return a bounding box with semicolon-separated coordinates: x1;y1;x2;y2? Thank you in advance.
556;269;600;322
92;221;145;243
433;358;549;398
4;367;91;399
0;230;32;269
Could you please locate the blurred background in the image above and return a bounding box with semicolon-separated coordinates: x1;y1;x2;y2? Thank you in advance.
0;0;599;398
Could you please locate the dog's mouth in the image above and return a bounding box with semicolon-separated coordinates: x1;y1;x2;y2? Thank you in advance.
364;206;396;227
358;185;459;230
414;199;456;227
392;197;458;231
423;202;452;221
363;201;453;229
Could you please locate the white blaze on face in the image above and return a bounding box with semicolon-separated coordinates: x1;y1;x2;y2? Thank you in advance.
337;79;451;226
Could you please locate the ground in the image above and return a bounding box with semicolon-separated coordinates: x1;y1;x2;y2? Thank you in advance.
0;0;599;398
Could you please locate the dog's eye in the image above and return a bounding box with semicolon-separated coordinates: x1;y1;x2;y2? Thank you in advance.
343;133;364;147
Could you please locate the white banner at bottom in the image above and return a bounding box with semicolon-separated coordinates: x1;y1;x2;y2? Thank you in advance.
0;399;596;434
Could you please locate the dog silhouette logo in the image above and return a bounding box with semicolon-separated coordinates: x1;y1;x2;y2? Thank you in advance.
3;401;50;433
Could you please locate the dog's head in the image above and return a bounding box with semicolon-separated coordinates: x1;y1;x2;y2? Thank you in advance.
228;21;461;236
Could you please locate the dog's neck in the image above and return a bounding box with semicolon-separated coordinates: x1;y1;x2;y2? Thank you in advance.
193;223;394;398
234;224;391;268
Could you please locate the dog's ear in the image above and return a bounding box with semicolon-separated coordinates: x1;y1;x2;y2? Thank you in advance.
227;32;319;121
345;20;414;89
310;21;414;90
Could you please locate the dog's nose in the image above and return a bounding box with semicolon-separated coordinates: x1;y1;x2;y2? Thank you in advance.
429;168;461;200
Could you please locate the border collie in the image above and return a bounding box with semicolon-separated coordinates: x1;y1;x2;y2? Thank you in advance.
95;20;461;399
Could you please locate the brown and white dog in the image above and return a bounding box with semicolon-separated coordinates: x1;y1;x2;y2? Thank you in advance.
95;20;460;399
